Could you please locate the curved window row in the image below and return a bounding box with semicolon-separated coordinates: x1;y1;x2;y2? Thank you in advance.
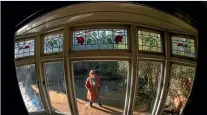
15;25;197;115
15;28;196;59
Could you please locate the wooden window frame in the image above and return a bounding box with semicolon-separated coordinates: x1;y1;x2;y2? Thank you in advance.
14;23;197;115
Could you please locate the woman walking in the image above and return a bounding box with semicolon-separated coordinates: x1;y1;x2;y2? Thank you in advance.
85;70;102;107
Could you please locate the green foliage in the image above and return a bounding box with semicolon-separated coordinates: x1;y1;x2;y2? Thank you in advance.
136;61;161;111
73;61;128;79
164;64;195;114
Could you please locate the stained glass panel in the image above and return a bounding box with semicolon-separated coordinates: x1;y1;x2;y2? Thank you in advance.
172;36;195;58
163;64;195;115
15;39;35;58
16;64;44;112
138;30;162;52
44;32;63;53
134;61;162;115
72;29;128;50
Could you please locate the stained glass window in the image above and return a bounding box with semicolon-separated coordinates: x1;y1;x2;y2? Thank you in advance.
138;30;162;52
72;29;128;50
172;36;195;58
134;61;162;115
15;39;35;58
44;32;63;53
163;64;195;115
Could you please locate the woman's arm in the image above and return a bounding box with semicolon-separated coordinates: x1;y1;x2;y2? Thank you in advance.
85;78;91;91
97;76;101;89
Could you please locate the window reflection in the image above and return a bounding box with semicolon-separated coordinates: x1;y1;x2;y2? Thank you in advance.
134;61;162;115
163;64;195;115
44;62;70;114
16;64;44;112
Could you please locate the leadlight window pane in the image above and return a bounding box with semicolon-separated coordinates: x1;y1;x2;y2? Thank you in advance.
44;62;71;114
172;36;195;58
134;61;162;114
138;30;162;52
72;61;129;114
44;32;63;53
16;64;44;112
163;64;195;115
15;39;35;58
72;29;128;50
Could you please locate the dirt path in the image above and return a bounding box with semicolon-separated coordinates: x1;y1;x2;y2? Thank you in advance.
31;85;124;115
77;99;123;115
31;85;149;115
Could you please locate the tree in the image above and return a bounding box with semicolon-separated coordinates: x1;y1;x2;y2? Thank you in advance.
136;61;161;112
164;64;195;114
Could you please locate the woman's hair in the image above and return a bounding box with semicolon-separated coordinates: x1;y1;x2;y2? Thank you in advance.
89;70;96;77
89;70;96;74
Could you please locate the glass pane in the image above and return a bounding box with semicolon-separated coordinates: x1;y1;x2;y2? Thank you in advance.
16;64;44;112
44;31;63;53
138;30;162;52
163;64;195;115
73;61;129;115
72;29;128;50
172;36;195;58
44;62;71;114
15;39;35;58
134;61;162;115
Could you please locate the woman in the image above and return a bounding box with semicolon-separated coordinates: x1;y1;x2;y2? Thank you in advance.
85;70;102;107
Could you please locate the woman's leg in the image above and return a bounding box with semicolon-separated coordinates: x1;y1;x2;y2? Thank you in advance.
96;97;102;106
89;101;93;107
96;90;102;106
